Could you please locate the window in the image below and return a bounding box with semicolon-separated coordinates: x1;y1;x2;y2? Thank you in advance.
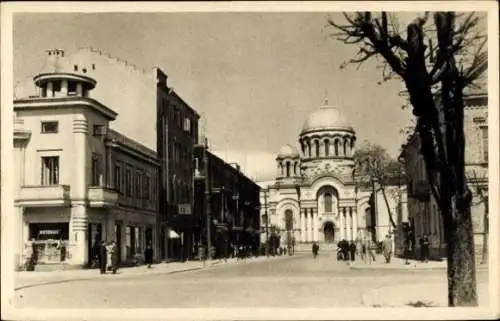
92;64;96;70
184;117;191;132
324;193;333;213
481;126;488;162
325;140;330;156
41;121;59;134
74;65;78;71
136;171;142;199
91;156;101;186
68;81;77;96
126;169;132;196
114;165;122;193
144;175;150;200
286;162;291;177
93;124;106;137
41;156;59;185
334;140;339;156
315;140;320;157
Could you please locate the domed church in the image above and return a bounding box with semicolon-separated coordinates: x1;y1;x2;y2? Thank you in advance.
260;99;382;246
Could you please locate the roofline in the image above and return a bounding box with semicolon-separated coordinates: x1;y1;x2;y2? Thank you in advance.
14;96;118;120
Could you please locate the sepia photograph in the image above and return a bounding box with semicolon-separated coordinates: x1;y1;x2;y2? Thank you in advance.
1;1;499;320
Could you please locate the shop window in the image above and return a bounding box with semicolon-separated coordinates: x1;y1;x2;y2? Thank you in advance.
41;156;59;185
41;121;59;134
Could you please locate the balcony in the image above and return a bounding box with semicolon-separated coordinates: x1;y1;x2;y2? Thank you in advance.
88;186;118;208
16;185;71;207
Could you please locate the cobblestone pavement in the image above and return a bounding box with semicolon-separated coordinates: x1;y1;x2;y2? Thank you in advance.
13;251;489;309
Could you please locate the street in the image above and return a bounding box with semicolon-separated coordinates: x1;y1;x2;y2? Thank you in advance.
14;251;489;309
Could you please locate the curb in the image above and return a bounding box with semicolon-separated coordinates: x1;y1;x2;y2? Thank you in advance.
15;266;203;291
15;256;283;291
349;264;489;272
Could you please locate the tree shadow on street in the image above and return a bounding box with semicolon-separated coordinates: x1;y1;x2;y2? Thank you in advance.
406;300;438;307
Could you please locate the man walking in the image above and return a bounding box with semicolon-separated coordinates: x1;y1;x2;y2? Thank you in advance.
421;234;430;263
144;241;154;269
382;234;393;263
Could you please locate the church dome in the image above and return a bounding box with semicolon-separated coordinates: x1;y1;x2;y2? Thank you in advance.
301;99;353;134
277;144;299;159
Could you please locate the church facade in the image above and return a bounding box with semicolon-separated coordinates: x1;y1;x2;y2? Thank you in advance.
259;99;394;246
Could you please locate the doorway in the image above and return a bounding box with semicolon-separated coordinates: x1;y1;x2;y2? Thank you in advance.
323;222;335;243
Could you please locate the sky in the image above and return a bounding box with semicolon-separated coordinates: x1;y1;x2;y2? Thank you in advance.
13;12;416;181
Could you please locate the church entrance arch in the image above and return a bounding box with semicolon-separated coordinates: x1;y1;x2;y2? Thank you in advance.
323;221;335;243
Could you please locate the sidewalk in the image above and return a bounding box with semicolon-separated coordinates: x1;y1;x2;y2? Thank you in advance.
15;255;277;290
362;282;490;307
349;256;489;271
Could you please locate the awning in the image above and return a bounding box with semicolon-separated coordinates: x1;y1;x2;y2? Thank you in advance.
168;230;180;239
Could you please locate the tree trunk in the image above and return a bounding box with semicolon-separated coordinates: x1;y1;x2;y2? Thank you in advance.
445;195;478;307
380;186;397;229
480;199;488;264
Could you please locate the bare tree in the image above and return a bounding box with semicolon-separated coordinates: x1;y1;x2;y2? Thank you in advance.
328;12;486;306
353;141;406;231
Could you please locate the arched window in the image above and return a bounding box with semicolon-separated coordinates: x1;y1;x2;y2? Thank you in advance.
324;193;333;213
286;161;291;177
343;139;348;156
293;162;298;175
325;139;330;156
307;141;312;157
334;139;339;156
284;209;294;231
315;140;320;157
280;162;284;176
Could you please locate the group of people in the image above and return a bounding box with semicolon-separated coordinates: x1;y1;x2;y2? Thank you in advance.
92;239;119;274
308;234;395;264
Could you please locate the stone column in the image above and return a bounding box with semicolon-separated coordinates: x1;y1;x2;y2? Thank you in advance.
47;81;54;97
345;208;351;241
339;207;345;240
70;114;89;267
14;206;24;268
76;83;83;96
352;207;358;240
300;210;306;243
312;208;318;242
61;79;68;96
305;209;310;242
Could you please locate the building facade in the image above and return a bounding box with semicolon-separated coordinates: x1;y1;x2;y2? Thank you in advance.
400;92;488;261
16;47;202;262
13;49;159;269
193;143;261;259
259;99;400;247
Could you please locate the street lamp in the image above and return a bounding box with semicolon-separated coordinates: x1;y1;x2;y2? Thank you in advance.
194;137;212;261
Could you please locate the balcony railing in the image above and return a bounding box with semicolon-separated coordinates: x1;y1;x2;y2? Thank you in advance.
16;185;71;207
88;186;118;208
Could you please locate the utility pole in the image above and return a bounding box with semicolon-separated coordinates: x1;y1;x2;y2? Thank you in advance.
204;138;212;261
264;189;269;257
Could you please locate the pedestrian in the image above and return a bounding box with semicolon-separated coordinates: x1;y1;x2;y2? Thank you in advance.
342;239;349;262
312;242;319;259
421;234;430;263
366;238;376;263
144;241;154;268
382;234;393;263
98;240;107;274
349;240;356;262
404;235;412;265
108;240;118;274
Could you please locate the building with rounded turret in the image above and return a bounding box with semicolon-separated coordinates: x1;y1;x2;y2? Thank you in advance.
259;99;400;249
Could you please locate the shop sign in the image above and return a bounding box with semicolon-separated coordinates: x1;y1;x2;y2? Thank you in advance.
178;204;192;215
39;229;60;236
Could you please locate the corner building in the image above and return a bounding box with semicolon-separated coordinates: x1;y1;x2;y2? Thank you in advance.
260;99;395;246
13;49;159;269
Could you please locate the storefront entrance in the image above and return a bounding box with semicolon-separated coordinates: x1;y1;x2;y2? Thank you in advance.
87;223;102;267
28;222;70;264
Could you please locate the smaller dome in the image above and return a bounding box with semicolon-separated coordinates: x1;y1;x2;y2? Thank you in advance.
277;144;299;159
